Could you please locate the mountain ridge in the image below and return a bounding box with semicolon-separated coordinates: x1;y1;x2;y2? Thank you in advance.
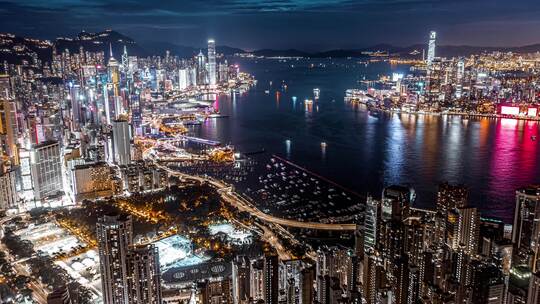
3;30;540;66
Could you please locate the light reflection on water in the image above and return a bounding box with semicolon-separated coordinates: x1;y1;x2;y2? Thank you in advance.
195;58;540;222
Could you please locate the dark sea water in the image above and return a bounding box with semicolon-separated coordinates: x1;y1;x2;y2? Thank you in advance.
194;58;540;223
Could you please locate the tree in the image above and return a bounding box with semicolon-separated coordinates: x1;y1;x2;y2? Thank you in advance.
19;287;33;299
14;275;30;290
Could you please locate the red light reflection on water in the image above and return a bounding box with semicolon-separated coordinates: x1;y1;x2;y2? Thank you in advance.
488;119;538;216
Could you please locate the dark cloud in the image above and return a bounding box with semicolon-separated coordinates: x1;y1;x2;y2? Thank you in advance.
0;0;539;50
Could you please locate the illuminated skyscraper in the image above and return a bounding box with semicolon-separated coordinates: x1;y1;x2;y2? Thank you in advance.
381;185;414;222
69;83;82;131
196;50;206;85
126;244;162;304
436;183;468;244
178;68;189;90
30;141;62;201
427;31;436;67
121;45;128;74
111;119;131;166
264;252;279;304
453;207;480;255
108;45;120;97
0;99;19;163
0;169;18;210
232;255;251;304
512;186;540;273
364;196;380;253
208;39;217;86
456;58;465;98
0;75;11;99
97;214;133;304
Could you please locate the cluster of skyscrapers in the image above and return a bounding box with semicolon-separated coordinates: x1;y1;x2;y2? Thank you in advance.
0;33;240;213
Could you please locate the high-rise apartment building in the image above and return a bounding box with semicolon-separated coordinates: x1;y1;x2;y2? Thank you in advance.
30;140;62;201
97;214;133;304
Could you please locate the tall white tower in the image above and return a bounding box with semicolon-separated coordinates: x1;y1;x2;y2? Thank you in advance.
427;31;436;67
112;119;131;165
455;58;465;98
207;39;217;86
121;45;128;73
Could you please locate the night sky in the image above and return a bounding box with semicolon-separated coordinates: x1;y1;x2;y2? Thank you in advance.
1;0;539;50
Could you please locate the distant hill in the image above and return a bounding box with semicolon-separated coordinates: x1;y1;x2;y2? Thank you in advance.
3;29;540;66
55;29;147;58
139;41;244;58
246;43;540;59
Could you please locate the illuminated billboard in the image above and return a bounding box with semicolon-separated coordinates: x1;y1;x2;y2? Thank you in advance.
527;107;538;117
501;106;520;115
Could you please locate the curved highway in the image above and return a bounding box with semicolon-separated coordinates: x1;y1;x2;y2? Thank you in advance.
153;159;357;231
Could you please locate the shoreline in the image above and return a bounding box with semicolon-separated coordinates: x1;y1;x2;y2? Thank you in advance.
355;104;540;122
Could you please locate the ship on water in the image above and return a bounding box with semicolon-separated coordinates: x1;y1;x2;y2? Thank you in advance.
344;89;376;104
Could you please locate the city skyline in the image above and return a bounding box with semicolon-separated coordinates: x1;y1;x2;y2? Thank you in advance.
2;2;540;302
1;0;540;50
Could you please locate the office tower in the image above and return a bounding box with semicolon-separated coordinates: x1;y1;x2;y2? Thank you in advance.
207;39;217;86
0;168;18;210
427;31;436;67
196;50;206;85
219;62;229;83
479;217;504;256
316;246;353;292
232;256;251;304
404;217;425;267
179;68;189;90
71;162;115;201
436;183;468;245
381;185;414;221
363;253;383;304
250;258;265;302
201;277;232;304
128;56;138;78
512;186;540;272
468;262;504;304
108;45;120;97
97;214;133;304
112;119;131;165
299;267;314;304
455;58;465;98
264;252;279;304
317;275;341;304
126;244;162;304
0;75;11;99
279;259;302;304
0;99;19;163
189;66;198;87
406;266;420;304
364;196;380;253
30;141;62;201
197;50;206;70
69;83;82;131
393;257;410;304
454;207;480;255
121;45;128;74
527;272;540;304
